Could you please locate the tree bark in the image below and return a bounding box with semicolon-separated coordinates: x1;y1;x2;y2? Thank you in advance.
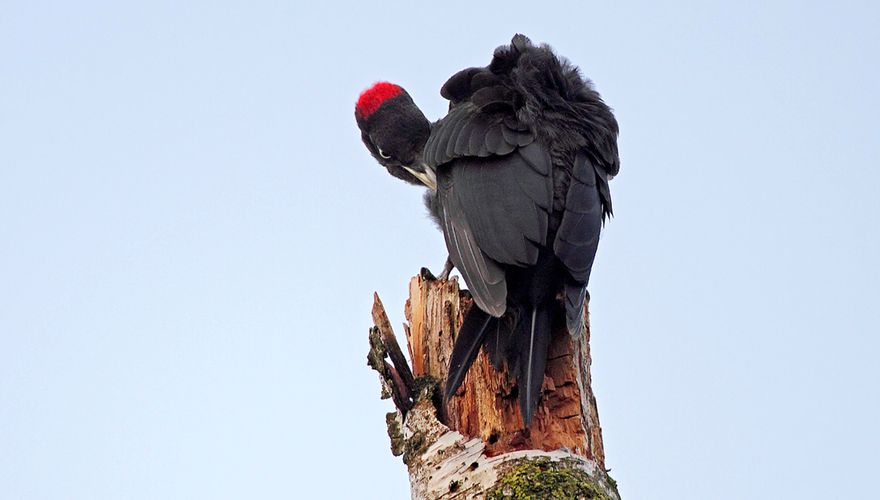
368;273;619;499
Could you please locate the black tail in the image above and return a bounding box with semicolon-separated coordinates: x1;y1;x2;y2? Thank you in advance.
517;304;552;425
564;282;588;339
483;311;516;370
444;302;553;426
443;307;493;402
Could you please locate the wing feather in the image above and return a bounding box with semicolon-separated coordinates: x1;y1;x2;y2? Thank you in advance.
553;152;603;284
423;102;534;167
440;147;552;271
437;144;553;313
439;179;507;316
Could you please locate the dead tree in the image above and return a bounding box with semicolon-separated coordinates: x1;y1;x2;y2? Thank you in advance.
368;273;620;499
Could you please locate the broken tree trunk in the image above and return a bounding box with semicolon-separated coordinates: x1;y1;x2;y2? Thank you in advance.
368;273;619;499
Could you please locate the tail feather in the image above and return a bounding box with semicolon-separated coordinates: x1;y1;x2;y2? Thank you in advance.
483;318;503;370
483;312;517;370
564;283;588;338
518;305;552;425
444;302;554;427
443;307;493;401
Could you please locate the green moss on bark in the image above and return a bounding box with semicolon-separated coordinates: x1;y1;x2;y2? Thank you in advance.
385;412;404;457
487;457;613;500
366;328;386;370
412;375;440;398
402;432;427;467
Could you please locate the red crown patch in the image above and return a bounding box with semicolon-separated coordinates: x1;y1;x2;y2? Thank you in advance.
356;82;404;119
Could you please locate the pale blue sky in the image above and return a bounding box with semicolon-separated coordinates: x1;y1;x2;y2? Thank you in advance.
1;1;878;499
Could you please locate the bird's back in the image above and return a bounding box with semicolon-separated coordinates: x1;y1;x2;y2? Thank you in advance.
434;35;619;425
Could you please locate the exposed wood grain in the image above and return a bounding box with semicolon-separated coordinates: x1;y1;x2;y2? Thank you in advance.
368;273;618;499
373;293;417;395
403;274;606;463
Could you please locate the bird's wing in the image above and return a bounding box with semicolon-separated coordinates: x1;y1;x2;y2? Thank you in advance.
427;64;553;316
437;142;553;316
437;188;507;316
553;151;604;285
423;100;534;168
553;151;606;336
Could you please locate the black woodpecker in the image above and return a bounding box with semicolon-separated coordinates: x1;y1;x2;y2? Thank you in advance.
355;35;618;426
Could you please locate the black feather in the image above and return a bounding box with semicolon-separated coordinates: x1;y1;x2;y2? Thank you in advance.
483;317;502;369
438;180;508;316
444;307;493;401
440;67;481;102
453;121;476;155
518;305;552;425
483;124;505;154
564;283;587;338
439;152;549;269
554;153;603;283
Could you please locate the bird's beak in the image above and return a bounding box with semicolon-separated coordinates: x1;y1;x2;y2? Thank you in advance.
404;164;437;191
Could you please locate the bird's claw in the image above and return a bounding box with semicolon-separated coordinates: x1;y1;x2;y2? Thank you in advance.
437;257;454;281
420;257;455;282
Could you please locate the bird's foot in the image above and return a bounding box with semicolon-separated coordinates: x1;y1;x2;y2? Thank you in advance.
436;257;455;281
419;267;437;281
420;257;455;282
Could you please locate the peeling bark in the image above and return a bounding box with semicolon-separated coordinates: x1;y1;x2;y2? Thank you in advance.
368;274;619;499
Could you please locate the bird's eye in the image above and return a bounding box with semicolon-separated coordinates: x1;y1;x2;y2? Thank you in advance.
378;148;392;160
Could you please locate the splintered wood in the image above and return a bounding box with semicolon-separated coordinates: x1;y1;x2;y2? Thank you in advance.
368;273;618;499
402;274;606;463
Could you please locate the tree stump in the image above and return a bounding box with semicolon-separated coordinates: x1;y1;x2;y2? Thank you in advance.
368;273;619;499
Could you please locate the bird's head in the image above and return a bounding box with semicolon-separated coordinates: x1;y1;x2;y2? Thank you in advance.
355;82;435;189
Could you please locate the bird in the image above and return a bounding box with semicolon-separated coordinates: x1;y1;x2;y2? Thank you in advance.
355;34;618;425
